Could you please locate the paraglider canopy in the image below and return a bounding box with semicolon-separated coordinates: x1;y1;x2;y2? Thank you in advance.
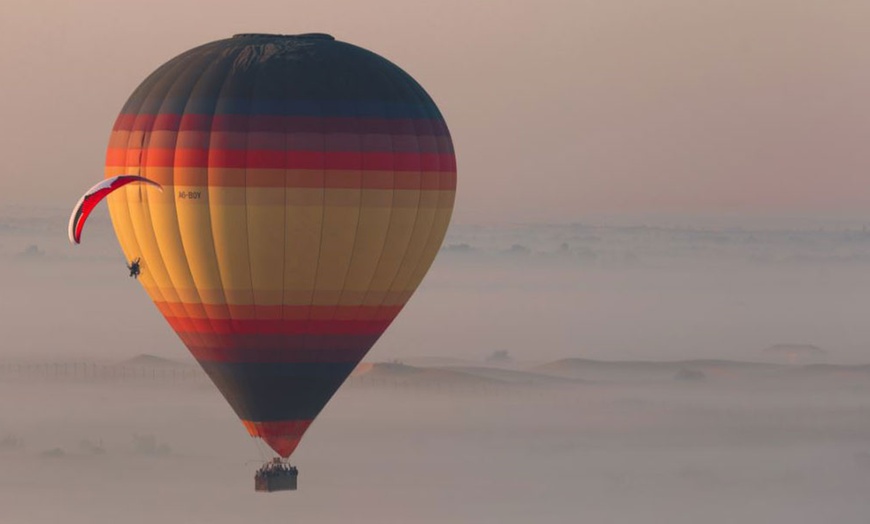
68;175;162;244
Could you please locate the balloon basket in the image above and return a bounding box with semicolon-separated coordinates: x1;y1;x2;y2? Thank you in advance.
255;458;298;492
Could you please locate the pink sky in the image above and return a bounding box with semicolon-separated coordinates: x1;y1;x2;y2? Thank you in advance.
2;0;869;223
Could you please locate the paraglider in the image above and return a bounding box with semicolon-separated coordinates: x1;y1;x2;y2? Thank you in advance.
127;258;141;279
72;33;456;491
68;175;163;244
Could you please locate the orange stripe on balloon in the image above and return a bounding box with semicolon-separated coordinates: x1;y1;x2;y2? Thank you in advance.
103;165;455;192
152;302;403;320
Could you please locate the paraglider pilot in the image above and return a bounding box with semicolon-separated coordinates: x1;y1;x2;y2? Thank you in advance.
127;258;141;279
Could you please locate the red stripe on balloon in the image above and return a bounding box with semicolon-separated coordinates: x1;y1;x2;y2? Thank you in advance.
113;113;450;135
106;147;455;171
176;332;381;351
242;419;313;458
164;317;395;335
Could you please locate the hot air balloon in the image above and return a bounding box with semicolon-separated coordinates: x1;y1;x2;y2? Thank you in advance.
100;33;456;488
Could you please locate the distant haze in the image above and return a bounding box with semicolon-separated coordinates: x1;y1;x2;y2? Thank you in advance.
5;217;870;364
2;0;870;224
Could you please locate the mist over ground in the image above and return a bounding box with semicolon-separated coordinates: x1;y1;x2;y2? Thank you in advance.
2;360;870;523
3;209;870;523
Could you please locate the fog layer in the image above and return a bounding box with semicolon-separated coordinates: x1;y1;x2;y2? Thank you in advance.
2;362;870;523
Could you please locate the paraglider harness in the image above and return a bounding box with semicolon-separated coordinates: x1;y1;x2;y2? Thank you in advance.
255;457;298;492
127;258;141;279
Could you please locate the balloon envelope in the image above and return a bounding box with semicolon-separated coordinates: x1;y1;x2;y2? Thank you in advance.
104;34;456;457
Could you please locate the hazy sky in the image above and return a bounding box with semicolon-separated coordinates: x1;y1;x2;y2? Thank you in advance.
2;0;870;224
6;6;870;519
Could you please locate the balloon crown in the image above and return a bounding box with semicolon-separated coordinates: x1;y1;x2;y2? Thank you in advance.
232;33;335;41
